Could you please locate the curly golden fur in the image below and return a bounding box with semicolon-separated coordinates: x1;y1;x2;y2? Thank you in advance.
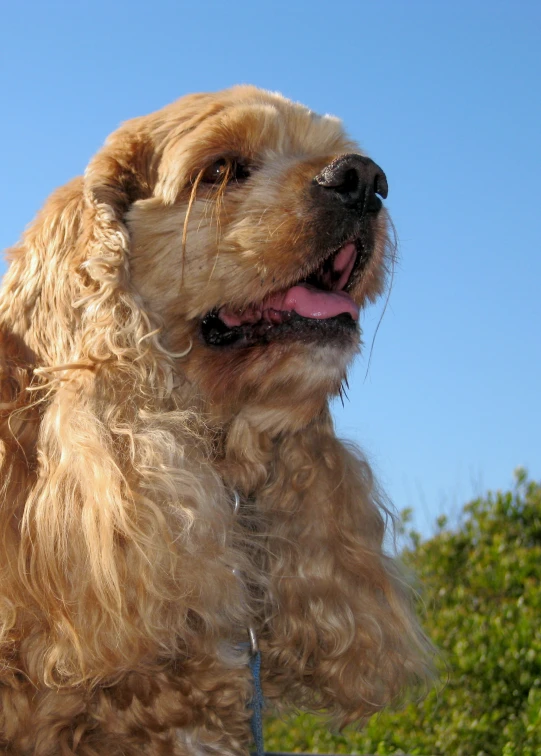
0;86;431;754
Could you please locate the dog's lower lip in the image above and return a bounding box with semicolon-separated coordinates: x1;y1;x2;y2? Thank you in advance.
201;310;357;349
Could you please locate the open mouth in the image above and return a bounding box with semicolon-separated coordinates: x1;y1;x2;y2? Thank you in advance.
201;239;369;348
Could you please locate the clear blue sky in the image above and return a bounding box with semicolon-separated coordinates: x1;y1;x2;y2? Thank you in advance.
2;1;540;536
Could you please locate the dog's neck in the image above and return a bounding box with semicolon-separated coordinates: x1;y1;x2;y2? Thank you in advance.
212;402;334;499
174;366;335;495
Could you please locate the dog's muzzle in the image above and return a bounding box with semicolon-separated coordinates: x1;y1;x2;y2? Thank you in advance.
312;153;388;215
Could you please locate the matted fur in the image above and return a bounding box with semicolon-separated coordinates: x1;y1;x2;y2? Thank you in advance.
0;86;431;755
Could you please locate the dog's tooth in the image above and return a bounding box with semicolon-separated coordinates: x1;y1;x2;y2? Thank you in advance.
262;308;282;324
218;307;243;328
268;309;283;324
240;306;260;324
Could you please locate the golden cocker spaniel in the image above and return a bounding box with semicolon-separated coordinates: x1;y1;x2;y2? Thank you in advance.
0;86;431;755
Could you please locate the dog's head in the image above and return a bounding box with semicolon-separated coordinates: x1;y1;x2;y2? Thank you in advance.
83;86;391;425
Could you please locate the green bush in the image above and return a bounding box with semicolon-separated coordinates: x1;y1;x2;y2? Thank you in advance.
264;471;541;755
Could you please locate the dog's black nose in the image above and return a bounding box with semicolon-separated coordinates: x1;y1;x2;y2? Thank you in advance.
313;153;388;214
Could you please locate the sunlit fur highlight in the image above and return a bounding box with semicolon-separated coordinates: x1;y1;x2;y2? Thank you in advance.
0;86;432;755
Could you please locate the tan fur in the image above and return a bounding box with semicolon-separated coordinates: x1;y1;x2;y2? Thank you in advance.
0;86;431;754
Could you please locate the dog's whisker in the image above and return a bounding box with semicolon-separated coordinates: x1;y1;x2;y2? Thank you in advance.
364;221;397;382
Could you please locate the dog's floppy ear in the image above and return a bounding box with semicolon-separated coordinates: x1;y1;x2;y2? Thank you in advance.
85;122;154;214
4;121;247;689
68;123;172;371
259;409;433;723
79;125;154;307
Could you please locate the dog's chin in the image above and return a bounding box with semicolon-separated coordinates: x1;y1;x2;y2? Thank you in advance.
188;333;357;434
184;309;357;430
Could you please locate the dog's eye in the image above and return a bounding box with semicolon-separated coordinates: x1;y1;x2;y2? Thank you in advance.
201;159;228;184
200;159;251;185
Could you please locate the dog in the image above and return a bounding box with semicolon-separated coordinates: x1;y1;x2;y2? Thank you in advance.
0;86;431;755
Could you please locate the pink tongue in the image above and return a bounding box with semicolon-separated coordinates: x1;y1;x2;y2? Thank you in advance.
264;284;359;321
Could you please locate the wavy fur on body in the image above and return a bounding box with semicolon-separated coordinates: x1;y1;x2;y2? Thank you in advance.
0;86;431;754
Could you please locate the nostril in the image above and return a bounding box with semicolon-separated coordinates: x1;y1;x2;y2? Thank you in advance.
335;168;360;196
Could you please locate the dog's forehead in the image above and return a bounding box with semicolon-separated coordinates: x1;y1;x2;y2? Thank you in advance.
216;98;347;156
